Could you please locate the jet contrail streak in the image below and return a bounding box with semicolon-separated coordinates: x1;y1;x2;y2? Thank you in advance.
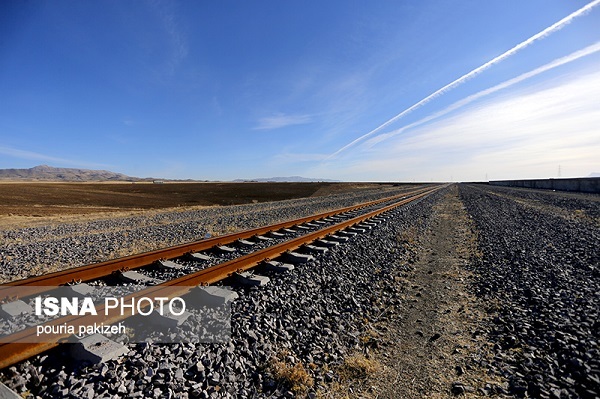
328;0;600;159
362;41;600;149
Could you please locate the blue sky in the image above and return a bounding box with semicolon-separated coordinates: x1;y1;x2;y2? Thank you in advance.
1;0;599;181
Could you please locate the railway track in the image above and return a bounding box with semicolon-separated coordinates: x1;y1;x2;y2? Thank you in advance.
0;185;442;371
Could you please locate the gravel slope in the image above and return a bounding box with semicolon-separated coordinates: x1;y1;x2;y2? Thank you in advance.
4;184;595;398
459;184;599;399
0;186;415;283
0;187;445;397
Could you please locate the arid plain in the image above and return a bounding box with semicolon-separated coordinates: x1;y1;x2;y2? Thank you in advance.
0;182;392;229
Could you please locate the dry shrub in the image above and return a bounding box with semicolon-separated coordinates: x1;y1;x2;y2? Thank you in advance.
358;328;379;346
337;354;379;381
269;352;314;394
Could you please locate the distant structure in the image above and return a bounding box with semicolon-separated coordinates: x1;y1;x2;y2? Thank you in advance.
153;180;164;184
490;177;599;193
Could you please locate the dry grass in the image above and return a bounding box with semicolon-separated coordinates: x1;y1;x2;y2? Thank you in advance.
337;354;380;380
318;353;380;399
268;351;314;395
358;328;380;346
397;226;419;247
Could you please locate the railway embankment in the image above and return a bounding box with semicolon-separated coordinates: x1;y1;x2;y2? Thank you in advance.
0;187;444;397
1;184;598;398
458;184;599;398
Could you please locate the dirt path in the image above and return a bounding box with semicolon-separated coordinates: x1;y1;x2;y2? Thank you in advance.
364;186;505;398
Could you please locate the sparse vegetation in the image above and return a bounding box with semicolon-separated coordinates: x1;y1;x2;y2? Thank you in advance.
397;226;418;247
318;353;381;399
268;351;314;394
358;328;380;346
337;354;380;380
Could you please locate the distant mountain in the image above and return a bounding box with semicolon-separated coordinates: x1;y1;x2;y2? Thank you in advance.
0;165;140;182
588;173;600;177
0;166;342;183
234;176;340;182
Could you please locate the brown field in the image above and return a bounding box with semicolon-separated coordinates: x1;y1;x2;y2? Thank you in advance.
0;182;402;226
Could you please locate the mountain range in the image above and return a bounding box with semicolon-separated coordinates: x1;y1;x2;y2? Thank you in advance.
0;165;338;183
0;165;139;182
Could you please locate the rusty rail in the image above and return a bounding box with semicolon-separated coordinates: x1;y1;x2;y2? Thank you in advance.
0;186;434;300
0;186;441;369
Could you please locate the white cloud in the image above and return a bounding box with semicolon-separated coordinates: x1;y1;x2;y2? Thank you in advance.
358;42;600;151
253;113;313;130
328;0;600;158
308;68;600;181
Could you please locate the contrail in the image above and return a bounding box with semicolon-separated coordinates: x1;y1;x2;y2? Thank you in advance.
328;0;600;159
361;41;600;149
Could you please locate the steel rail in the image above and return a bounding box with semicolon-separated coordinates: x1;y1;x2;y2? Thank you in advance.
0;186;435;300
0;186;442;369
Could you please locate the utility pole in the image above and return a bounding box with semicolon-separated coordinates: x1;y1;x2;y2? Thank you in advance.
558;165;561;177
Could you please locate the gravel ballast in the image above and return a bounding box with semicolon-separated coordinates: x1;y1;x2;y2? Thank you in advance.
0;187;446;397
2;183;597;398
0;186;418;283
459;184;599;398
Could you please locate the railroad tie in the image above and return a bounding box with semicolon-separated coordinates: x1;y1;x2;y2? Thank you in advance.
314;239;339;248
188;252;213;262
214;245;236;254
267;231;285;238
232;272;270;287
327;235;349;243
282;251;314;264
118;271;163;285
147;308;192;329
301;244;329;254
356;223;373;230
261;260;295;272
346;227;366;234
71;334;129;365
157;260;185;270
188;286;239;307
0;300;33;320
0;382;26;398
253;235;273;241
